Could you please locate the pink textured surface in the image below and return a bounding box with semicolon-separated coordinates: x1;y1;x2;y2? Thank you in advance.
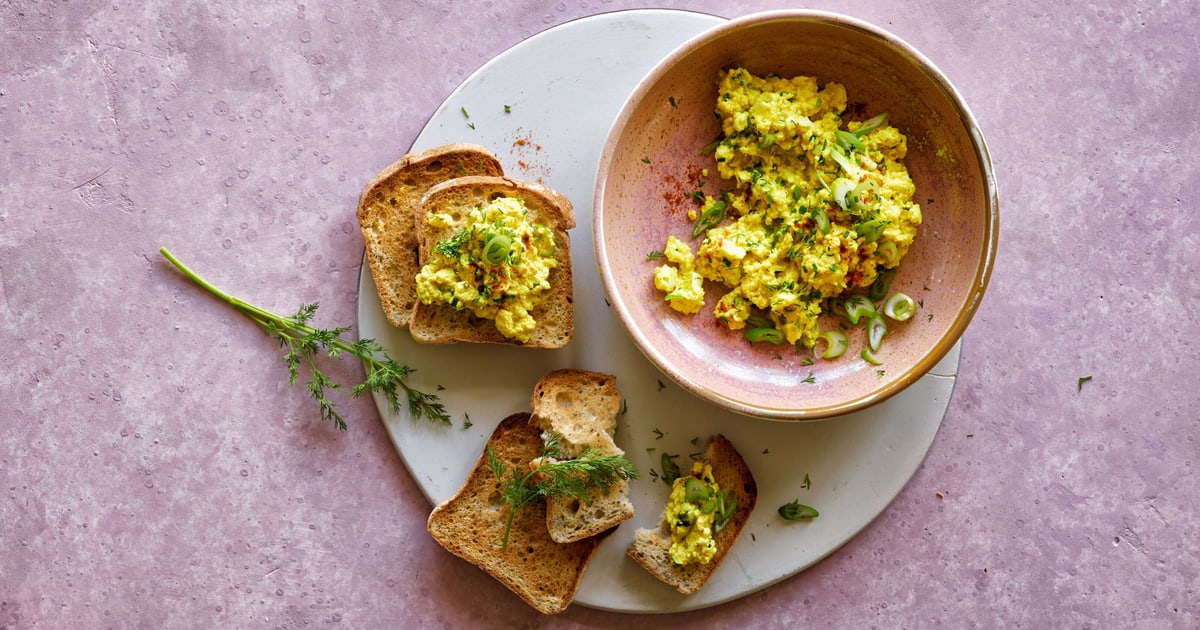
1;1;1196;628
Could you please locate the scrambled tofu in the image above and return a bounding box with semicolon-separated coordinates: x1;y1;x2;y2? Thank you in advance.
665;462;720;566
654;67;922;347
653;236;706;314
414;196;557;342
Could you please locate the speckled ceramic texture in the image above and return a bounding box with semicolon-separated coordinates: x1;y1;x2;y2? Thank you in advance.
594;10;998;420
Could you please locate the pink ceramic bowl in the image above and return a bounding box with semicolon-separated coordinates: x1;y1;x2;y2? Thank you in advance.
593;10;998;420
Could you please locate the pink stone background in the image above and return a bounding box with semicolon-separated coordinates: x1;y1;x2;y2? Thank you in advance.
2;1;1197;628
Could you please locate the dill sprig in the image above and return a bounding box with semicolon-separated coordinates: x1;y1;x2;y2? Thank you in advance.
160;247;450;430
488;433;638;550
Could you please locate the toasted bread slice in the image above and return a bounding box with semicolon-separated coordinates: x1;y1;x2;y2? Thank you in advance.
427;413;611;615
357;144;503;328
626;434;757;595
530;369;635;544
410;176;575;348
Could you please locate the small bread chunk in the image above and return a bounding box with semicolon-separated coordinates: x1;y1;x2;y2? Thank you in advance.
626;434;758;595
427;413;611;615
410;176;575;348
357;143;503;328
530;370;634;544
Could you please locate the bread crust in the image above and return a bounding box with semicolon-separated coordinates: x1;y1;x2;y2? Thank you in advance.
427;413;612;614
625;434;758;595
410;176;575;348
356;144;503;329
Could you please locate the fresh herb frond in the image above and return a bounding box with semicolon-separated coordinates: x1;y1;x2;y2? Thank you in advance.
434;228;471;259
540;431;565;460
490;433;639;549
533;449;639;501
487;444;505;480
160;247;450;430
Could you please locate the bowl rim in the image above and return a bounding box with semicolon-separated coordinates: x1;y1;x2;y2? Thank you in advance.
593;9;999;420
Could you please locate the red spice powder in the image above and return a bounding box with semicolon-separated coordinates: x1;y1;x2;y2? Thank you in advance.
507;128;548;183
657;162;710;215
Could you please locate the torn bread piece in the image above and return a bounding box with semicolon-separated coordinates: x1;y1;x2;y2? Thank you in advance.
427;413;612;615
529;369;635;544
626;434;757;595
410;175;575;348
357;143;503;328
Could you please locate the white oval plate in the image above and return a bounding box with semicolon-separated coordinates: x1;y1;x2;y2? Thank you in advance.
356;9;958;613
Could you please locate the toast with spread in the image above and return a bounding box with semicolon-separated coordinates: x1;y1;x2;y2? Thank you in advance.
410;175;575;348
530;369;635;543
427;412;613;615
626;434;757;595
356;143;504;329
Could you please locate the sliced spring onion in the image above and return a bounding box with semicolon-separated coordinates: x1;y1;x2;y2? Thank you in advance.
744;327;785;345
854;217;889;243
882;292;916;321
792;184;804;201
831;177;856;211
843;295;876;325
849;179;878;213
778;501;820;520
835;129;865;152
869;269;896;302
714;490;737;530
481;234;513;266
829;145;856;173
826;297;847;321
813;206;831;234
758;133;777;149
691;199;727;238
817;330;849;359
685;477;712;504
876;240;899;266
700;136;723;156
746;314;774;330
861;346;883;365
853;112;889;137
867;315;887;352
814;169;830;192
